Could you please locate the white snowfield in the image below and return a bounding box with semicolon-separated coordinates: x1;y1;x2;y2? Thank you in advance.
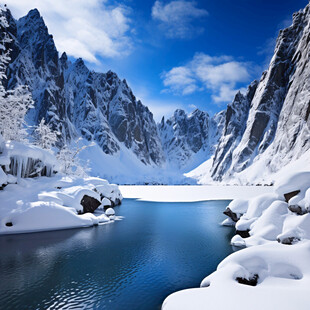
119;185;273;202
163;170;310;310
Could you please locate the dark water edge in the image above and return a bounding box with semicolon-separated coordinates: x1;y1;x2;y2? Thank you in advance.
0;199;234;310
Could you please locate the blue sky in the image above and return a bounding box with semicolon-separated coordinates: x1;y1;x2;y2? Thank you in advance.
6;0;309;120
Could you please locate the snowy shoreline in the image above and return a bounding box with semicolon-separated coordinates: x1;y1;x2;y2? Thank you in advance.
162;171;310;310
0;174;123;236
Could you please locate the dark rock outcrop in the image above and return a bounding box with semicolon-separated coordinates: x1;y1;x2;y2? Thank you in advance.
277;236;300;245
288;204;307;215
236;229;250;238
236;274;259;286
80;195;101;213
284;190;300;202
223;207;240;222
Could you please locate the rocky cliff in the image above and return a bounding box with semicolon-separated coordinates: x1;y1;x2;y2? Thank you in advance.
210;3;310;182
2;8;165;167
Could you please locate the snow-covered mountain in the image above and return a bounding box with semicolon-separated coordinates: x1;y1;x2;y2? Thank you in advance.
158;109;225;171
2;8;165;169
1;4;310;184
193;3;310;184
210;81;258;180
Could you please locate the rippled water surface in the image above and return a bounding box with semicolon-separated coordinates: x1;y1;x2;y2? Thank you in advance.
0;199;234;310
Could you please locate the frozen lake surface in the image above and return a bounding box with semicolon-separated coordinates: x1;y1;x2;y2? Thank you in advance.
0;199;234;310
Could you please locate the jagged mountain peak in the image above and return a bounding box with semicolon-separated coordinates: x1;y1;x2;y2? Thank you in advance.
2;7;165;168
158;108;224;170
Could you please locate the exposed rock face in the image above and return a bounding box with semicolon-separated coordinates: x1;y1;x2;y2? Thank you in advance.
288;205;307;215
211;81;258;180
223;207;240;222
158;109;225;169
80;195;101;214
2;8;165;167
278;236;300;245
210;4;310;181
236;274;259;286
284;190;301;203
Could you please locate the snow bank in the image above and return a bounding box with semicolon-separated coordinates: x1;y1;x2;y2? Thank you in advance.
0;175;122;235
163;242;310;310
163;170;310;310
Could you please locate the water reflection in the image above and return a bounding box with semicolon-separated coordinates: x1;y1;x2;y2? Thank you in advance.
0;199;234;310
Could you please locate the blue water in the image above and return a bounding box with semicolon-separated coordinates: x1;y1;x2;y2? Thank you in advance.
0;199;234;310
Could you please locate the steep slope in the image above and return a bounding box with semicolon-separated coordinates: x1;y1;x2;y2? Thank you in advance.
210;81;258;180
158;109;225;171
3;8;165;168
220;4;310;181
187;3;310;184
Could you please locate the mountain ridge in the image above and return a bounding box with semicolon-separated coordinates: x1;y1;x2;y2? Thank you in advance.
1;4;310;184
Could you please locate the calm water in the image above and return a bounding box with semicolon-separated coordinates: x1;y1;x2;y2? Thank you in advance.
0;199;234;310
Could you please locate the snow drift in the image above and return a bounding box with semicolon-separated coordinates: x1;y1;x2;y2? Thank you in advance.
163;170;310;310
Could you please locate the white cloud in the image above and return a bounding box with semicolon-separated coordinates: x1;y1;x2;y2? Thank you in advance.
151;1;208;39
5;0;133;63
161;53;252;103
162;66;197;94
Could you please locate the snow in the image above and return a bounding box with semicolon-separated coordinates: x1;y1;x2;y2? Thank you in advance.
0;174;122;235
101;197;112;207
227;198;249;215
163;169;310;310
0;167;7;185
119;185;273;202
275;171;310;198
163;242;310;310
77;139;195;185
105;208;115;216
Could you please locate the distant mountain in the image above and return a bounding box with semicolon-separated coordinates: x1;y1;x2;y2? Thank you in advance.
210;81;258;180
158;109;225;170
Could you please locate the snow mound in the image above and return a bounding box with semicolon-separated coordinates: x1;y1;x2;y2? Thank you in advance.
163;169;310;310
0;175;122;235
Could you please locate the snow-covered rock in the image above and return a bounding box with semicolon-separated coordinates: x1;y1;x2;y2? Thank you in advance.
0;174;123;235
105;208;115;216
